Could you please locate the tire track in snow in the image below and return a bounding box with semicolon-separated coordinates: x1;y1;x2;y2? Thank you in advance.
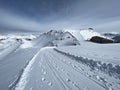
14;48;42;90
54;48;109;90
47;50;82;90
43;53;73;90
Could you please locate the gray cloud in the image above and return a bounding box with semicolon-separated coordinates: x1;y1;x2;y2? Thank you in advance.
0;0;120;33
0;10;44;32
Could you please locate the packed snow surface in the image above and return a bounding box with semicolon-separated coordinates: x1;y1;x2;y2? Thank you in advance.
0;30;120;90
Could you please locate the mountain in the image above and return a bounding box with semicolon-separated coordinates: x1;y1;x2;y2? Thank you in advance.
103;32;120;43
103;32;120;38
33;30;80;47
112;35;120;43
79;29;103;40
0;30;120;90
65;29;106;41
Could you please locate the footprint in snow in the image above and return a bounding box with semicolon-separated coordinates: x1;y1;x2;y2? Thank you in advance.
42;77;46;81
43;71;47;75
30;87;33;90
48;82;52;86
61;68;64;71
66;78;71;82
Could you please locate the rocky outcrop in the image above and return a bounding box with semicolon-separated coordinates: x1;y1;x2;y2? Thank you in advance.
90;36;114;44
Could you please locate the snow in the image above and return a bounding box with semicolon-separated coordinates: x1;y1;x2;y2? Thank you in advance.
20;40;33;48
57;42;120;64
65;29;107;41
80;29;103;40
15;48;42;90
0;35;7;40
18;48;107;90
0;30;120;90
106;32;120;35
64;29;84;41
32;30;80;47
0;40;21;60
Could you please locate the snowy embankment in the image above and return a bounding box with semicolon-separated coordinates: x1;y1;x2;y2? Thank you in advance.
0;34;40;90
0;34;38;60
54;48;120;79
0;34;38;49
57;42;120;64
0;40;21;60
15;48;42;90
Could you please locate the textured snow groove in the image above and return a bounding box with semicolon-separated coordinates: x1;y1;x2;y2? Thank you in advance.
54;49;111;90
0;41;21;60
15;48;42;90
54;48;120;80
50;50;108;90
44;54;73;90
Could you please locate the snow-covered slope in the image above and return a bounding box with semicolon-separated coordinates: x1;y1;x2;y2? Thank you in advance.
33;30;80;47
0;41;21;60
0;30;120;90
65;29;106;42
15;48;107;90
80;29;103;40
64;29;84;41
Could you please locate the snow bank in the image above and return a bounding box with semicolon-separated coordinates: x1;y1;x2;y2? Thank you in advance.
0;41;21;60
15;48;41;90
54;48;120;79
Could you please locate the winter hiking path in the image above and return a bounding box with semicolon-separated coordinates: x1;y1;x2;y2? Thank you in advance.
15;47;107;90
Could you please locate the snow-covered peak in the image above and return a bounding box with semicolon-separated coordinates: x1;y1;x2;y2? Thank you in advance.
80;29;103;40
64;29;84;42
107;32;120;35
64;29;105;41
33;30;80;47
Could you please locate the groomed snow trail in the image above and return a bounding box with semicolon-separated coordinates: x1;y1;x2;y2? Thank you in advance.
15;48;42;90
15;47;107;90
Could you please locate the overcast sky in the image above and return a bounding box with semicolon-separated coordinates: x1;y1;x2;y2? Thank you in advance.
0;0;120;33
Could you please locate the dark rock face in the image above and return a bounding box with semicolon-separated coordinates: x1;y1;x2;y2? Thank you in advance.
112;35;120;43
88;28;94;30
90;36;114;43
